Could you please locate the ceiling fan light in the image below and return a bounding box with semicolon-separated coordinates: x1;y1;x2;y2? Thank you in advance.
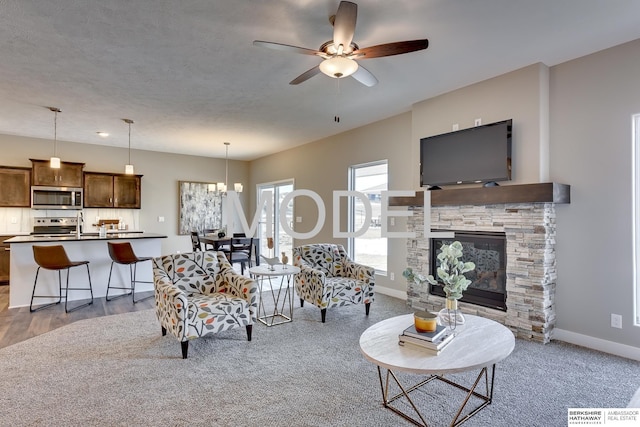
319;56;358;78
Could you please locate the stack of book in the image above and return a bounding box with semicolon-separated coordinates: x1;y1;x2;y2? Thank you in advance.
398;324;455;355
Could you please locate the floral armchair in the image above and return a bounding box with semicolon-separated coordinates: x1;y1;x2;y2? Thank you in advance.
153;251;258;358
293;244;375;323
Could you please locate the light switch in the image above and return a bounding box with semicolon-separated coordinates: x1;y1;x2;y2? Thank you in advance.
158;216;165;222
296;216;302;223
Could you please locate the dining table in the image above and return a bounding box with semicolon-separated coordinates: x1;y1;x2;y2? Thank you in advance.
199;234;261;266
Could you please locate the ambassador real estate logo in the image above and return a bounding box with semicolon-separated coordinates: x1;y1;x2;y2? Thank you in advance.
568;408;639;426
221;189;454;240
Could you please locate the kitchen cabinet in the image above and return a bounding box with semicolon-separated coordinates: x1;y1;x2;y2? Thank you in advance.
31;159;84;187
84;172;142;208
0;235;15;284
0;166;31;207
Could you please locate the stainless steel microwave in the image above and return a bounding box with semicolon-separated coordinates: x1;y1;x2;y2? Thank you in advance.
31;186;83;209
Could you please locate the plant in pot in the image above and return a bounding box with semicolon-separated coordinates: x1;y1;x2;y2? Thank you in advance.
425;241;476;331
402;267;437;332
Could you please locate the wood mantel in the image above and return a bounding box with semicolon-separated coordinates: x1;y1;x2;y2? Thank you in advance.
388;182;570;207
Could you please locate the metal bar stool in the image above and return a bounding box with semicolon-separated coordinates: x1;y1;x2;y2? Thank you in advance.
30;245;94;313
106;241;153;303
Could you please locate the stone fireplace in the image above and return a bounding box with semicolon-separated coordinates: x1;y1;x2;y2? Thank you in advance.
391;183;570;343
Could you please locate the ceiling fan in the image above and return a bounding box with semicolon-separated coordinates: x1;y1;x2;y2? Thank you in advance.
253;1;428;87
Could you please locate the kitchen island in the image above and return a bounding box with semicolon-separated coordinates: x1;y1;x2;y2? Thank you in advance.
6;233;167;309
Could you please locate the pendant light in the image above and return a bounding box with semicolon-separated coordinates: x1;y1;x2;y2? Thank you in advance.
217;142;242;194
48;107;61;169
122;118;134;175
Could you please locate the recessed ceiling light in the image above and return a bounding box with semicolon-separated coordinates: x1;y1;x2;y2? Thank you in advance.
96;131;109;137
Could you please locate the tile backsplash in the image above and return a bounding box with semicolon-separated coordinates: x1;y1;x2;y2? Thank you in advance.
0;207;140;234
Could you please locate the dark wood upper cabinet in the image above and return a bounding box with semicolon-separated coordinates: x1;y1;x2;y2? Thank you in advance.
113;175;142;208
84;172;142;209
83;172;114;208
0;166;31;207
30;159;84;187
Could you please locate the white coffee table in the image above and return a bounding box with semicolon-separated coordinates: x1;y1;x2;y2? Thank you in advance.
360;313;515;426
249;264;300;326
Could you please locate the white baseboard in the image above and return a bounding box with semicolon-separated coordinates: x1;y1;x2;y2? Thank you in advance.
375;285;407;300
553;328;640;361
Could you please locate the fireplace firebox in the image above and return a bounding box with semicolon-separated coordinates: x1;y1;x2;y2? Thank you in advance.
429;231;507;311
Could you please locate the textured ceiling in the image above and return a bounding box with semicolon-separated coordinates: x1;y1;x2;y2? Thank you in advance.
1;0;640;160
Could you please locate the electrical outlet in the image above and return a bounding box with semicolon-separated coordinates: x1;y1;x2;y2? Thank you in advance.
296;216;302;223
390;272;395;281
452;123;459;131
474;118;482;126
158;216;165;223
390;217;395;226
10;217;17;224
611;313;622;329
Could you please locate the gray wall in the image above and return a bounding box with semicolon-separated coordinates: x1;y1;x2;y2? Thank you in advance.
411;63;549;185
0;134;250;254
550;39;640;349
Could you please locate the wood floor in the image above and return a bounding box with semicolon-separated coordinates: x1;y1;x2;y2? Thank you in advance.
0;284;154;350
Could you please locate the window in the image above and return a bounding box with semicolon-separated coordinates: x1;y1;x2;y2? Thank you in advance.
257;180;294;260
633;113;640;325
348;161;388;273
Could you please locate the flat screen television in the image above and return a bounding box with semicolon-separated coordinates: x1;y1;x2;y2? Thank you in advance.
420;119;512;187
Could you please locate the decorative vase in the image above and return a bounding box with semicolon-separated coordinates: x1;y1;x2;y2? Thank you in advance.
281;252;289;269
437;298;465;331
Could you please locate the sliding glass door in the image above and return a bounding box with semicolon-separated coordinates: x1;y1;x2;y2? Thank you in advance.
257;180;294;261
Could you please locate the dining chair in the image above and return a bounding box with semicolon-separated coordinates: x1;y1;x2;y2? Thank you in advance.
202;229;217;250
229;237;253;275
190;231;202;251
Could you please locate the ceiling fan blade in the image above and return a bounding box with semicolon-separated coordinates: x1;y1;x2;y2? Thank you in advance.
354;39;429;59
253;40;322;56
289;65;321;85
333;1;357;50
351;64;378;87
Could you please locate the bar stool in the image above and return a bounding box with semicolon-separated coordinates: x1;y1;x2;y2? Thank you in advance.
30;245;94;313
106;242;153;303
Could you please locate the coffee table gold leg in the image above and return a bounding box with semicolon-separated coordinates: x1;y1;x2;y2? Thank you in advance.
448;367;490;426
375;364;497;427
377;366;431;426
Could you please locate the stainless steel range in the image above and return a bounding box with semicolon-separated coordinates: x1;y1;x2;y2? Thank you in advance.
32;217;79;235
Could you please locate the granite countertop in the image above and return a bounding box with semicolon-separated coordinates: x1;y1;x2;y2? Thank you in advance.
5;232;167;244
